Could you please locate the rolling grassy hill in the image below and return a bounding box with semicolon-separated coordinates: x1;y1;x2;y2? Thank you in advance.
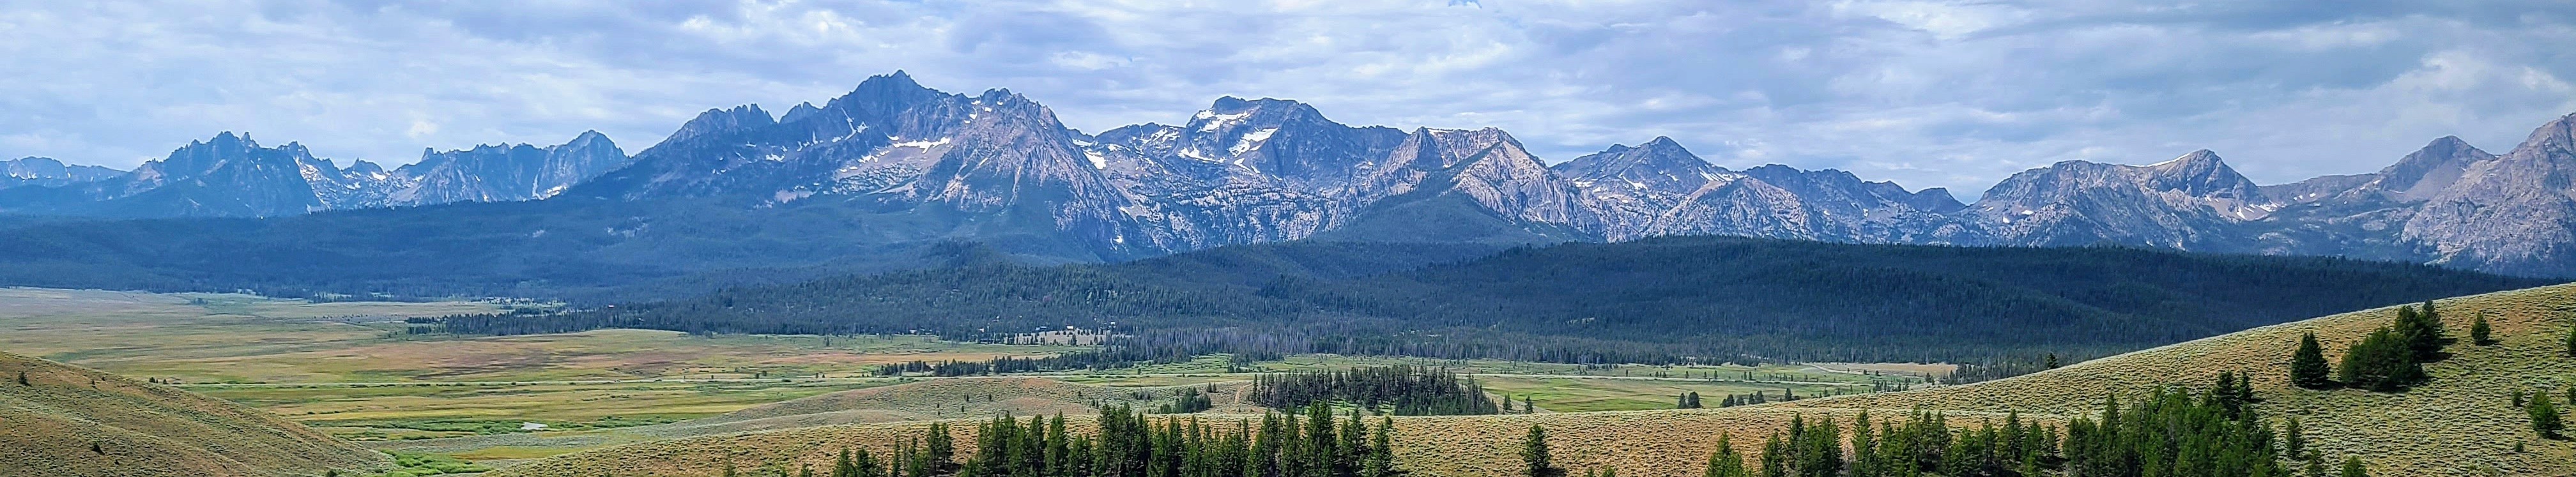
1784;282;2576;476
0;351;388;477
484;284;2576;477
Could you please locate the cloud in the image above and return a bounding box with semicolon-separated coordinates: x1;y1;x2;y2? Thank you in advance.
0;0;2570;197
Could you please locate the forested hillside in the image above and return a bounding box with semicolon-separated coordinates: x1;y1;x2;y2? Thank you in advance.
444;237;2553;363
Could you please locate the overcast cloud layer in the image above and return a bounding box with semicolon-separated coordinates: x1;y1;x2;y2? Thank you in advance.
3;1;2572;195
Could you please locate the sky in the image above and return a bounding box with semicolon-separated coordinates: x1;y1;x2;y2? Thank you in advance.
3;1;2572;196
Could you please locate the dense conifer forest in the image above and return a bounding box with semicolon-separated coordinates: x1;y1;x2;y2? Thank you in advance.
438;237;2553;365
762;404;1402;477
1516;381;2366;477
1245;366;1499;416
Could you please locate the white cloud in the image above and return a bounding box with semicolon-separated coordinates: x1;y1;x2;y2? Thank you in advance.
0;0;2570;197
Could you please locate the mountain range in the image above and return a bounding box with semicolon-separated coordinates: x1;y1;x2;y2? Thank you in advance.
5;71;2574;276
0;131;627;217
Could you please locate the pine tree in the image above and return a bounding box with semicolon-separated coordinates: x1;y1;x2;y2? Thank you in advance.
2336;327;2424;391
2531;392;2565;438
2564;325;2576;358
836;448;856;477
1703;434;1746;477
2045;353;2061;369
1522;425;1563;477
14;370;24;386
1364;417;1400;477
2393;303;2445;361
2338;457;2368;477
2470;312;2494;345
2282;417;2306;460
2291;333;2333;388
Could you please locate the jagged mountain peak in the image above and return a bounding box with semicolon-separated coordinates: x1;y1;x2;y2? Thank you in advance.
2138;149;2262;199
2363;135;2496;201
780;102;824;123
2516;112;2576;155
1555;137;1728;193
670;105;777;142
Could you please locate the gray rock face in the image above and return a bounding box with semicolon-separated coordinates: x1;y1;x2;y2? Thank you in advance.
2400;115;2576;276
0;157;121;190
0;131;628;218
1551;137;1971;243
1965;150;2273;248
385;131;629;206
1084;97;1400;248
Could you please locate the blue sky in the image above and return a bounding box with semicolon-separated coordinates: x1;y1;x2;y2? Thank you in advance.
3;1;2572;195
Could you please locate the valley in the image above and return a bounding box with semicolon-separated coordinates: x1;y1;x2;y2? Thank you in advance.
8;4;2570;476
0;286;1914;468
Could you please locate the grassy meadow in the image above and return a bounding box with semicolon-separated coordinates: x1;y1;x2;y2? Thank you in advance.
1;285;1947;471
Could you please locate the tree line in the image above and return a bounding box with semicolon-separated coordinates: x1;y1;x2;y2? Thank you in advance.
810;403;1402;477
1246;365;1498;416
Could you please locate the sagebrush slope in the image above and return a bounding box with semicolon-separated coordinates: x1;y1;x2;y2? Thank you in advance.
0;351;388;477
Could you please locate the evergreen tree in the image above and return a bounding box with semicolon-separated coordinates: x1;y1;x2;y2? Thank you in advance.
1703;434;1747;477
2290;333;2333;389
2336;327;2425;392
2282;417;2306;460
2531;392;2565;439
2046;353;2061;369
1521;425;1563;477
2564;325;2576;358
1363;417;1400;477
2470;312;2493;345
2388;303;2445;362
2338;457;2368;477
834;448;855;477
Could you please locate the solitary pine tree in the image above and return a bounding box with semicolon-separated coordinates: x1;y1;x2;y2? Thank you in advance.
1703;434;1746;477
2338;457;2368;477
1522;425;1563;477
2470;312;2494;345
2532;392;2565;439
2291;333;2334;389
2045;353;2061;369
2564;326;2576;358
